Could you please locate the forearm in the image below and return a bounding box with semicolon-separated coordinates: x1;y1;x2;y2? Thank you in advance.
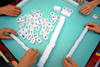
18;62;31;67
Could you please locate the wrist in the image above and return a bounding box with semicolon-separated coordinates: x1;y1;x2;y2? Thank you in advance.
18;63;31;67
0;8;2;15
0;7;4;15
93;0;100;6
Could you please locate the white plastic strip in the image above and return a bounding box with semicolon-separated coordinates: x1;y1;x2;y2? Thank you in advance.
63;0;79;7
37;16;66;67
10;33;29;51
66;26;89;58
16;0;31;8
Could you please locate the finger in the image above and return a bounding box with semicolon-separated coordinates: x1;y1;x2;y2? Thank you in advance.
65;57;70;62
84;22;95;27
85;9;92;15
14;9;21;13
63;60;67;67
26;48;34;55
9;13;16;17
81;0;84;5
78;0;80;4
34;52;39;57
88;27;95;31
79;7;87;13
82;9;90;15
79;5;87;12
84;23;90;27
76;0;78;2
63;58;67;67
30;48;34;51
14;12;20;15
13;12;19;17
68;57;76;65
34;49;38;53
1;36;13;40
15;6;21;10
63;57;70;66
13;14;18;17
83;0;85;4
63;58;66;63
80;7;89;14
7;28;17;35
85;11;91;15
31;49;38;56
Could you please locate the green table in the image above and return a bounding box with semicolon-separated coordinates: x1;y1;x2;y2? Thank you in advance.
0;0;100;67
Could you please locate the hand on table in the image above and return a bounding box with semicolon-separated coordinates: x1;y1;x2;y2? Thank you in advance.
84;22;100;33
18;49;39;67
0;28;17;39
76;0;85;5
0;4;21;16
79;0;99;15
63;57;78;67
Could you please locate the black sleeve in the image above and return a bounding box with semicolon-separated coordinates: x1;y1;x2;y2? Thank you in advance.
0;0;16;7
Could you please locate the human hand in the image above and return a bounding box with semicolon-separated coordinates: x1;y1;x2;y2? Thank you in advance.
79;1;98;15
63;57;78;67
84;22;100;33
18;49;39;67
0;4;21;16
76;0;85;5
0;28;17;39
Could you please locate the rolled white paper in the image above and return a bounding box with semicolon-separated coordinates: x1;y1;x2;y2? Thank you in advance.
63;0;79;7
10;33;29;51
16;0;31;8
66;26;89;58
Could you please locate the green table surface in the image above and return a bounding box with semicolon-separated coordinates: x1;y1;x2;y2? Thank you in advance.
0;0;100;67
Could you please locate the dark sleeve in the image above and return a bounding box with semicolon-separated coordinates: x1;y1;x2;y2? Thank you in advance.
0;0;16;7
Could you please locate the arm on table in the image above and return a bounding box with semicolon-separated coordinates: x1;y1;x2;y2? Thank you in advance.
0;28;17;40
0;4;21;16
84;22;100;33
79;0;100;15
18;48;39;67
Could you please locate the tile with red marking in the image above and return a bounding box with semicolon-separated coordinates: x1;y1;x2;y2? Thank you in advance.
30;38;35;44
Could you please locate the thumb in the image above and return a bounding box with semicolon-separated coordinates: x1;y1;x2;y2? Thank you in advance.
88;27;95;31
68;57;75;65
1;36;13;40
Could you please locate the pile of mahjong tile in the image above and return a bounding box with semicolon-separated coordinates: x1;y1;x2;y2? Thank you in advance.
16;9;60;44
